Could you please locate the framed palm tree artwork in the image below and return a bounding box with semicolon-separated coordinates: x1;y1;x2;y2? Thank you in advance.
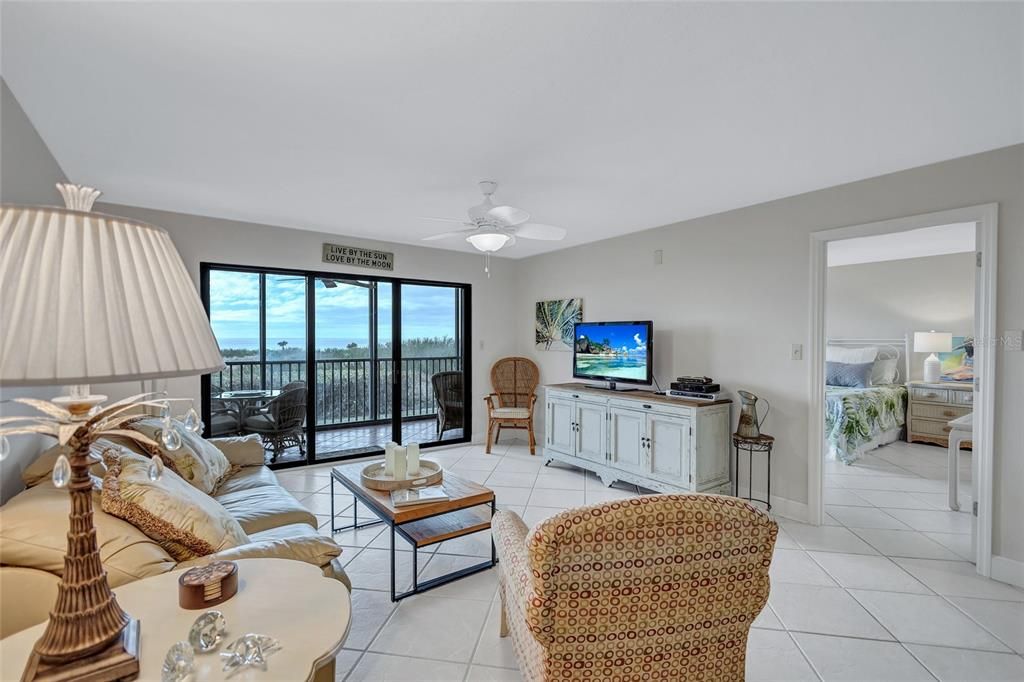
535;298;583;351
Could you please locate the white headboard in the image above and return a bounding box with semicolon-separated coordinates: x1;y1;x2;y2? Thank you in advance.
826;335;911;385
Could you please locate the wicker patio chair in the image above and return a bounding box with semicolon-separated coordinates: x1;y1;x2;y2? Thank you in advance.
243;386;307;461
209;383;241;437
431;371;464;438
485;357;540;455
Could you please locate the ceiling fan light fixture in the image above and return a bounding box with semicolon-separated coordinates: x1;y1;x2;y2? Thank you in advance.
466;231;510;252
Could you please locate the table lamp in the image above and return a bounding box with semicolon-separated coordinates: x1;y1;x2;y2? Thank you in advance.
0;184;224;680
913;330;952;383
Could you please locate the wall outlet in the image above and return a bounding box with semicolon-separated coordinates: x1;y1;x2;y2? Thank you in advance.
791;343;803;361
653;249;663;265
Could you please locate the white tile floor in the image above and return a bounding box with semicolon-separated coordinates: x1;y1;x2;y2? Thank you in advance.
276;438;1023;681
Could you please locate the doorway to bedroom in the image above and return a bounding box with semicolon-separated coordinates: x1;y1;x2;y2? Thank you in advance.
821;223;977;565
808;204;998;581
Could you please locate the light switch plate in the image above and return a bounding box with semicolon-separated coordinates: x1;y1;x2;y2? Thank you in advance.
791;343;803;361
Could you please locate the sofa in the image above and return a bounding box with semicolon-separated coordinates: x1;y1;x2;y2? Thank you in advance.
0;434;349;638
492;494;777;681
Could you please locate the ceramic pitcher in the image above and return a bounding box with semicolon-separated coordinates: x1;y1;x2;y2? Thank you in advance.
737;390;769;438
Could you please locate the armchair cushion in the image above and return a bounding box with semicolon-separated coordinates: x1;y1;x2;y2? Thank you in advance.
491;407;531;419
101;450;249;562
492;510;534;606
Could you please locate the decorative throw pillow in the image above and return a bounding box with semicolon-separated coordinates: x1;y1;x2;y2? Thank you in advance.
826;345;878;364
22;441;111;488
870;358;899;385
826;361;874;388
125;418;233;494
101;450;249;562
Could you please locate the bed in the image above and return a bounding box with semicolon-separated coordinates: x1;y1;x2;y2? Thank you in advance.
825;339;910;465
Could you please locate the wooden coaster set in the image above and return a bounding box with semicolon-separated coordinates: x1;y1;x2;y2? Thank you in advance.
178;561;239;610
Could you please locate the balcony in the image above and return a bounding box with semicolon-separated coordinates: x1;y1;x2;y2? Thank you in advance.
210;355;464;464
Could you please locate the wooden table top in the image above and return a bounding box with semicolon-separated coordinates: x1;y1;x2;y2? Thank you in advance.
332;460;495;525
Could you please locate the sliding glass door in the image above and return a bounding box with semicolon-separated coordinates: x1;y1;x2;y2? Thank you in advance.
201;264;470;469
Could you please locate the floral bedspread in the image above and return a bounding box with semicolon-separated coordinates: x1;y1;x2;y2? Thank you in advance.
825;385;907;464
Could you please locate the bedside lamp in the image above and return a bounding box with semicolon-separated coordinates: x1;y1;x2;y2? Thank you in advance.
0;185;224;680
914;331;952;383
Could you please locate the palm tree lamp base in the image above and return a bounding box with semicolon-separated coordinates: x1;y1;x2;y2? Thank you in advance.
22;619;139;682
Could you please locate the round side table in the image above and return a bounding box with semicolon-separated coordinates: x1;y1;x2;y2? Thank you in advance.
733;433;774;511
0;558;351;682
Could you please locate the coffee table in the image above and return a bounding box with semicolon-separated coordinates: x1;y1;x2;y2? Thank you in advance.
330;461;496;602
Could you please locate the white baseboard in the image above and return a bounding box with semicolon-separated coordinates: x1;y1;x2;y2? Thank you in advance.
991;555;1024;588
742;488;810;524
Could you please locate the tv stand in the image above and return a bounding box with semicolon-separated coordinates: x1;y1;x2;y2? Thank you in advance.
589;381;639;392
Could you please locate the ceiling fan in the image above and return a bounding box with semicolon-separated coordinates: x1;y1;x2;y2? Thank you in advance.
420;181;567;262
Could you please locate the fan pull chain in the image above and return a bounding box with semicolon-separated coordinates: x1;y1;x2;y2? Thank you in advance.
484;252;491;278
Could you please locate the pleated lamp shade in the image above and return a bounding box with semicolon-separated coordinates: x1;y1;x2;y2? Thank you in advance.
0;185;224;386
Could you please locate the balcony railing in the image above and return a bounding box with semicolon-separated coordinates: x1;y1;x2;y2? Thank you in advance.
211;356;463;427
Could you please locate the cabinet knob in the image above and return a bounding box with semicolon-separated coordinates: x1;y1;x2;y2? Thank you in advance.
572;394;580;399
642;404;652;409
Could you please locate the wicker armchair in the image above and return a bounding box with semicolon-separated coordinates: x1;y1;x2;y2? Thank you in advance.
431;371;464;438
492;495;778;682
484;356;540;454
243;386;307;461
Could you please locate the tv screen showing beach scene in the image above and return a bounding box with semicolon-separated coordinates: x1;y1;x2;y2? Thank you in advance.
573;321;652;383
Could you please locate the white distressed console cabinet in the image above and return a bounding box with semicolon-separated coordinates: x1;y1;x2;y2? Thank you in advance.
542;383;733;494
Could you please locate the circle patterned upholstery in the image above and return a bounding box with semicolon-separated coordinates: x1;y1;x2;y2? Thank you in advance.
493;493;778;681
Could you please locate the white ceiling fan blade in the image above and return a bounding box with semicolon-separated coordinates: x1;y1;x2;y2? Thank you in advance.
486;205;530;225
419;216;469;224
514;223;566;241
422;228;477;241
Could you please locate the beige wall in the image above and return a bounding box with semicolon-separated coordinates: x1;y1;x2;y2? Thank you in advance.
514;145;1023;564
827;252;976;380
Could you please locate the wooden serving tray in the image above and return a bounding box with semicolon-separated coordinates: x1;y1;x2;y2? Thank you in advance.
360;459;443;491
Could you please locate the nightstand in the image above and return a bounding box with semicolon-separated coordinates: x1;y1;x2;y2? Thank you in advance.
906;381;973;448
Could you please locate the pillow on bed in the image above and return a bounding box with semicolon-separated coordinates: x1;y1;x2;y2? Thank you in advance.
827;346;878;364
826;361;874;388
870;358;898;385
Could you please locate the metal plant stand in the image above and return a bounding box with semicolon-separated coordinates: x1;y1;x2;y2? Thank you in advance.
733;433;774;511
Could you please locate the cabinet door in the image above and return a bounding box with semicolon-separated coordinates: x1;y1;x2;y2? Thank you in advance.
575;402;607;464
648;414;692;486
609;407;646;475
546;398;575;456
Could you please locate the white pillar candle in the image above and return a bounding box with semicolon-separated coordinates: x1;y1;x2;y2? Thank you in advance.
407;443;420;475
384;442;396;476
393;445;408;480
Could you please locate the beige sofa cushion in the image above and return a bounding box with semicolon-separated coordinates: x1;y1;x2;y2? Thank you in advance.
1;567;61;637
177;523;341;570
214;466;281;495
214;486;317;534
101;451;249;561
22;441;109;488
209;434;267;467
126;418;233;494
0;481;176;586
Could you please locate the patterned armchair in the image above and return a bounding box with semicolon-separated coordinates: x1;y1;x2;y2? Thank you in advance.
492;494;777;681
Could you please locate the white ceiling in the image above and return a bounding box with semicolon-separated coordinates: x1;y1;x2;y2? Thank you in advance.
828;222;976;267
2;2;1021;258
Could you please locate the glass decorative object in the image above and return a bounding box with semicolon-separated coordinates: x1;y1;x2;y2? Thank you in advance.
0;433;9;461
188;611;227;653
148;455;165;482
220;634;281;676
182;406;203;434
52;454;72;489
161;641;195;682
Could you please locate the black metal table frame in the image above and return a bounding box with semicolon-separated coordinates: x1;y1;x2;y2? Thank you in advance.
330;470;497;602
733;437;772;511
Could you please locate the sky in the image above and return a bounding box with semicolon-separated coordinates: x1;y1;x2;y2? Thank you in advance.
577;322;649;352
209;270;459;348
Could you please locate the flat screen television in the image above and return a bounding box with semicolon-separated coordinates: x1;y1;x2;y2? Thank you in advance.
573;321;653;390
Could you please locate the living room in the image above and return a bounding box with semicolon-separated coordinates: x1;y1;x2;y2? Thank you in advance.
1;2;1022;681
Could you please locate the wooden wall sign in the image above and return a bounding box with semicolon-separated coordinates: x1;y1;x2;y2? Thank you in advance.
322;243;394;271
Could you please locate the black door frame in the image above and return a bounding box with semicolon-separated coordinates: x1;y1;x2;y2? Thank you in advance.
200;262;472;470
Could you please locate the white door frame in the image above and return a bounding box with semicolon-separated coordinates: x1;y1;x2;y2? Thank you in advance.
807;204;998;577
